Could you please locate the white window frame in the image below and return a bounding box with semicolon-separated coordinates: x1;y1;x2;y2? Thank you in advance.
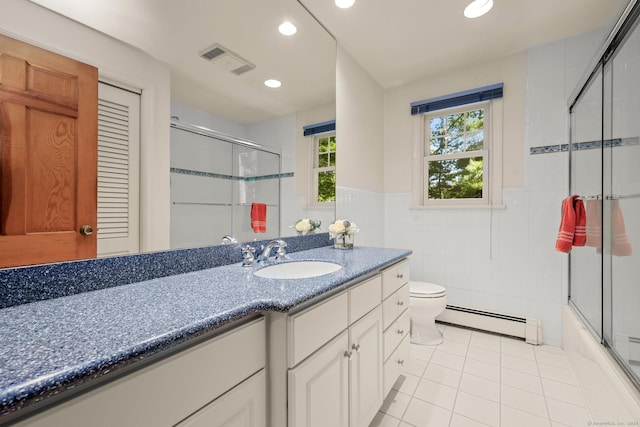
412;99;503;209
308;131;336;209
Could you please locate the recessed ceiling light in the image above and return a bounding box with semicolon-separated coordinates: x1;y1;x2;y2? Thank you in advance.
278;21;297;36
264;79;282;88
335;0;355;9
464;0;493;18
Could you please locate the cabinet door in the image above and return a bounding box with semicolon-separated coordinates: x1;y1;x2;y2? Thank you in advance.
177;370;266;427
288;331;349;427
349;306;384;427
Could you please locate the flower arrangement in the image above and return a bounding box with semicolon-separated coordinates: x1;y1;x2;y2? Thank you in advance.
328;219;359;249
292;218;321;235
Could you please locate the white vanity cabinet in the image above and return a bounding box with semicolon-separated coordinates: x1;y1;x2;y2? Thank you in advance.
17;318;266;427
380;260;411;396
282;275;384;427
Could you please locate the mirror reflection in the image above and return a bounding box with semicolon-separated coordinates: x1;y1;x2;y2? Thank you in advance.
0;0;336;267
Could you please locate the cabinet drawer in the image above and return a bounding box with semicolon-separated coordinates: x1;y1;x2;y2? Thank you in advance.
288;291;349;367
177;369;266;427
383;334;410;397
349;275;382;324
383;310;410;361
16;318;266;427
381;260;409;300
382;283;409;330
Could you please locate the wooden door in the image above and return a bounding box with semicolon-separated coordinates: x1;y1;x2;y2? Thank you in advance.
0;33;98;268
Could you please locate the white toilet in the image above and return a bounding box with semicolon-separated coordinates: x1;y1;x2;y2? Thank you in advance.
409;281;447;346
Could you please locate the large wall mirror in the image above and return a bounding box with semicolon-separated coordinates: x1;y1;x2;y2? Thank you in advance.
1;0;336;267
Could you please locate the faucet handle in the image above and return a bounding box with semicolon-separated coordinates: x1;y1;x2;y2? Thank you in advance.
240;245;256;267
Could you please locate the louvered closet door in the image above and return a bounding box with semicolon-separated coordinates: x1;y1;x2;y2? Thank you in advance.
97;82;140;256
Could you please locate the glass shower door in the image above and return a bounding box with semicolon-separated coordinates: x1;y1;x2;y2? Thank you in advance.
604;15;640;386
569;68;603;338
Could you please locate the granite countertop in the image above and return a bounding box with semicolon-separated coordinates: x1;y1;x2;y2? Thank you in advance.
0;246;411;420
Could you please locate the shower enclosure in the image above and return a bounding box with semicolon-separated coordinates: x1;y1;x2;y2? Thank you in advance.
570;0;640;388
169;121;281;249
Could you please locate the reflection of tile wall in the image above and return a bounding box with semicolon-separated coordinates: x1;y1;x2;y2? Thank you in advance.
530;137;640;155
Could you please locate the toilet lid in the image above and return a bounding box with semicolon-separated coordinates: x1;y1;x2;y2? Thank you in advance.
409;281;446;297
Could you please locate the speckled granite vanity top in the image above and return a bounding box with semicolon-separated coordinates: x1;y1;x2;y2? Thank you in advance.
0;245;410;419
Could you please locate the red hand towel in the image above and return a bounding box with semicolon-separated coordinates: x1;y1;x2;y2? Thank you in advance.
585;199;601;248
612;199;632;257
556;195;578;253
573;198;586;246
251;203;267;233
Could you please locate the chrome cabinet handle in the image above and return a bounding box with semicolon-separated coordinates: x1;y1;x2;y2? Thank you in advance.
344;350;353;360
397;300;404;306
396;273;404;279
397;329;404;335
398;359;404;366
352;343;361;353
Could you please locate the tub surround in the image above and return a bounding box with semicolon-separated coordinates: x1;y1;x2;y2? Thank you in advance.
0;244;411;422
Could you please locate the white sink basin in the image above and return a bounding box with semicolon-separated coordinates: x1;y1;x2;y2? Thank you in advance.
254;261;342;279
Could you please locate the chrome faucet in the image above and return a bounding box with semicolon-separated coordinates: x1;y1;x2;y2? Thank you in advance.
259;239;288;262
221;235;237;245
240;244;256;267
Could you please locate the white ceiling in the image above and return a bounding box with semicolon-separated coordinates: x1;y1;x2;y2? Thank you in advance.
300;0;626;88
30;0;626;122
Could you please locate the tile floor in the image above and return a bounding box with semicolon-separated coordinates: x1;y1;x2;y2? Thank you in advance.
370;324;600;427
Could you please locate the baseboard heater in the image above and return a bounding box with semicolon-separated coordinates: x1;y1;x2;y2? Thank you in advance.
436;305;543;345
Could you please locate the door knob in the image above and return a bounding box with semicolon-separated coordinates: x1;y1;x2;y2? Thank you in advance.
80;225;94;236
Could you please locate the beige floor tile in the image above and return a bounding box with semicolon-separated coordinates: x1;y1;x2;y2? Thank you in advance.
502;353;539;376
501;384;548;418
403;357;428;377
423;363;462;388
464;357;501;382
501;405;551;427
442;326;472;345
459;372;500;402
454;391;500;427
535;351;569;368
380;389;412;420
402;398;452;427
436;339;469;357
540;378;585;407
392;373;421;396
537;361;576;385
501;340;536;361
409;344;435;362
546;397;592;427
430;349;466;371
467;346;501;366
501;367;543;395
470;332;502;353
450;413;493;427
413;378;458;410
369;411;401;427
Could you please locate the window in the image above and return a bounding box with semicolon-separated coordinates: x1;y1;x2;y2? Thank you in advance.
424;103;488;204
411;83;503;208
312;132;336;205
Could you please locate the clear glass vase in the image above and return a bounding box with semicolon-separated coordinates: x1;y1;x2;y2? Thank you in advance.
333;233;354;249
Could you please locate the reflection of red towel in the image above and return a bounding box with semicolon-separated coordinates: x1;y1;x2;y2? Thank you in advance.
612;199;632;257
556;195;580;253
573;197;586;246
585;199;601;248
251;203;266;233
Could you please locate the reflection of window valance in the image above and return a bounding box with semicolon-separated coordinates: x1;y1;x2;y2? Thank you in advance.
410;83;503;115
303;120;336;136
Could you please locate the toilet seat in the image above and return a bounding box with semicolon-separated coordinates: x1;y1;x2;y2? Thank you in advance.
409;281;446;298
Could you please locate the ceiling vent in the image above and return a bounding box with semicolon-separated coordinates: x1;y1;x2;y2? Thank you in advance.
199;43;256;76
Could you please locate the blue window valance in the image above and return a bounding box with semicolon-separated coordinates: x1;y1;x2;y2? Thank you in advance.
410;83;504;115
303;120;336;136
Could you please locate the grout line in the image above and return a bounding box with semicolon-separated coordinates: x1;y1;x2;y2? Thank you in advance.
532;343;553;423
447;326;471;427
